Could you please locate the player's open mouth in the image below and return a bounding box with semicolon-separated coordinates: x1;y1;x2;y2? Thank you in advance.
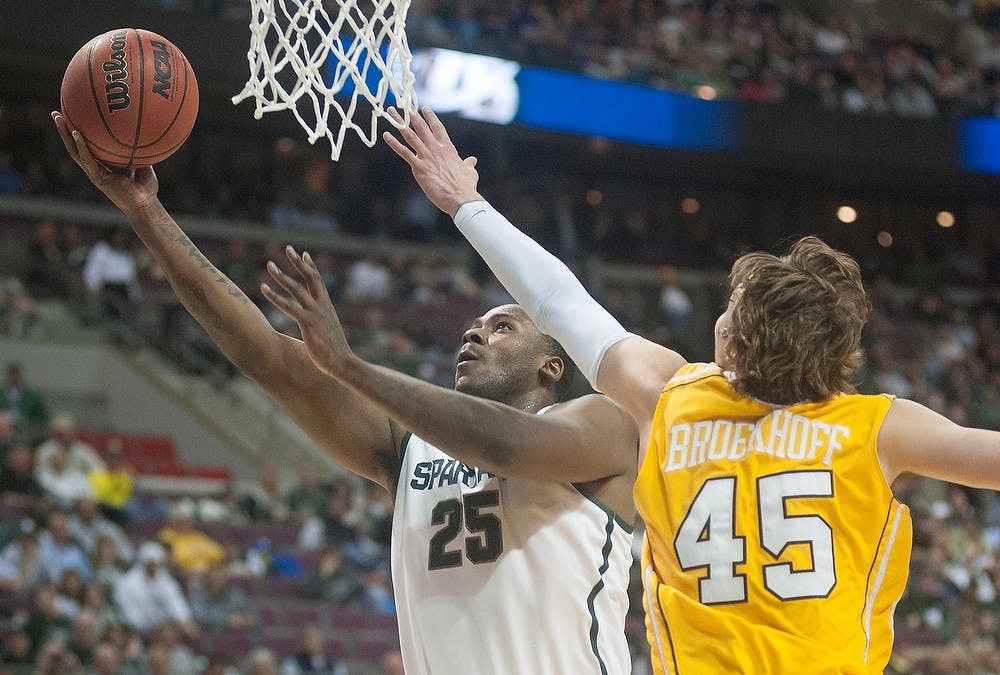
456;349;479;366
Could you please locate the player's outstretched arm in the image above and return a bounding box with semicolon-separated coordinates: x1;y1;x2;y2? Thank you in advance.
383;108;686;431
52;112;400;489
878;398;1000;489
264;246;638;484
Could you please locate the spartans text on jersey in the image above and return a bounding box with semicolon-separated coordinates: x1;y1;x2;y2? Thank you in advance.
409;459;496;490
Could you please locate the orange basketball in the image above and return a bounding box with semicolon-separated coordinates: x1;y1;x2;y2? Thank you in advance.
60;28;199;168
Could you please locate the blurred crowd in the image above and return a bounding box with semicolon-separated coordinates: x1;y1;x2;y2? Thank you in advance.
1;98;998;298
1;392;404;674
137;0;1000;119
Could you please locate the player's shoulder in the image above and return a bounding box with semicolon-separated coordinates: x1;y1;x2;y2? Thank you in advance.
545;392;632;418
545;394;638;439
550;395;639;499
662;362;724;391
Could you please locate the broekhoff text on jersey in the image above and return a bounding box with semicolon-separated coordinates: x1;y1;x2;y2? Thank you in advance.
663;409;851;472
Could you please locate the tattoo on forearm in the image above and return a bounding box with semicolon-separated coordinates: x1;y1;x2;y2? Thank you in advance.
165;232;252;306
185;283;228;330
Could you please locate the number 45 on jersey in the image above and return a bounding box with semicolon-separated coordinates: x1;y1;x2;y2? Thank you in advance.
675;470;836;604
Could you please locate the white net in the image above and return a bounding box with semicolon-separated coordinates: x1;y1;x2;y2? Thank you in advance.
233;0;418;160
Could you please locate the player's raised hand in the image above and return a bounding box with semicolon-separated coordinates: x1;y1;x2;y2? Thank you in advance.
382;107;483;217
261;246;353;378
51;111;158;216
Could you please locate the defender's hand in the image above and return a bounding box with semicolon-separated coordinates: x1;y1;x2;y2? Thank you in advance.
261;246;352;377
51;111;159;217
382;107;483;217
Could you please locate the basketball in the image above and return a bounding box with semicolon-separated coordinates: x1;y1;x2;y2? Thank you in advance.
60;28;199;168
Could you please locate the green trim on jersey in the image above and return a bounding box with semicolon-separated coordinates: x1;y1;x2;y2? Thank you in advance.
573;486;634;533
398;431;413;480
586;513;615;675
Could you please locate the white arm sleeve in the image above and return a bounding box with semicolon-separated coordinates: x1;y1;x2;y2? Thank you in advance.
454;200;632;387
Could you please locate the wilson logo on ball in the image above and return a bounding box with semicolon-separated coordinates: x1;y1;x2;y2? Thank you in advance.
102;30;131;112
62;27;198;168
150;40;173;99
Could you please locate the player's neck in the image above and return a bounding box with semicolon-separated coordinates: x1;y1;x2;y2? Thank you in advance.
506;390;553;415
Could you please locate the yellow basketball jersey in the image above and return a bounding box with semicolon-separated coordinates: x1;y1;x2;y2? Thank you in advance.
635;363;912;674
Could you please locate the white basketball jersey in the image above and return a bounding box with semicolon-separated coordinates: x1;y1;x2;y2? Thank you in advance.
391;429;634;675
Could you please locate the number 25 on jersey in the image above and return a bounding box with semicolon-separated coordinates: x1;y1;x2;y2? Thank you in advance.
428;490;504;571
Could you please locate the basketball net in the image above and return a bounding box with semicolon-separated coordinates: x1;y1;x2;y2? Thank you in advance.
233;0;418;160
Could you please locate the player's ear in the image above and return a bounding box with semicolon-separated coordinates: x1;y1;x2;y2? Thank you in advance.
539;354;565;389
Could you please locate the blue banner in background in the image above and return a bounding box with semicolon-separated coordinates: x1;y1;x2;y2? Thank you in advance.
960;117;1000;174
514;68;736;150
331;46;736;151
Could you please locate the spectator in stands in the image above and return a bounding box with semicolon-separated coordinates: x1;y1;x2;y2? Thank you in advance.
0;410;12;463
38;509;90;582
0;362;49;447
0;629;33;672
282;464;330;521
362;568;395;615
113;541;197;639
320;480;358;549
100;623;144;675
35;413;105;476
189;564;255;630
202;654;235;675
658;265;693;340
23;583;73;658
81;581;120;636
344;256;392;302
90;534;126;592
245;648;279;675
69;496;134;563
150;622;200;675
280;626;347;675
82;227;141;326
0;443;44;508
157;500;226;573
55;567;85;616
0;277;38;337
196;482;248;523
341;502;390;573
90;642;122;675
59;222;90;275
306;546;365;606
66;609;101;667
35;445;94;508
238;468;289;522
245;536;274;577
24;220;73;300
146;645;171;675
0;519;44;592
87;437;134;525
32;637;82;675
221;541;253;578
362;481;392;552
890;74;939;117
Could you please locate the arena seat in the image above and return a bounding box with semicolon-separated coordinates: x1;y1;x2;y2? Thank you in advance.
74;429;234;492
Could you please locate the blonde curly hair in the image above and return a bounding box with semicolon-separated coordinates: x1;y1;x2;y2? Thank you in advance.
725;236;870;405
